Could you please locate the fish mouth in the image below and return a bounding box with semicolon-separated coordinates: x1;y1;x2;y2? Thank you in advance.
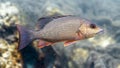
97;29;104;34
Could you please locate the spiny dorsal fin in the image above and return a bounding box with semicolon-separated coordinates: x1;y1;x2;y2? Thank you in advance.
36;15;72;30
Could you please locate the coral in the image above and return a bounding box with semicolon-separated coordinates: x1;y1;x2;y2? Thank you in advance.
0;2;22;68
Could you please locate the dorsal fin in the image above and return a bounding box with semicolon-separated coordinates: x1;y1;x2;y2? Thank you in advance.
36;15;72;30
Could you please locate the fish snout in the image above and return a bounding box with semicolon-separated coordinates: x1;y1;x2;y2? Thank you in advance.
97;29;104;34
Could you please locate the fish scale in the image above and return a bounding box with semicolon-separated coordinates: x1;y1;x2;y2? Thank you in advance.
39;19;81;42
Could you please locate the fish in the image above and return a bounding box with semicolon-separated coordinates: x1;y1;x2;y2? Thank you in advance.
17;15;103;50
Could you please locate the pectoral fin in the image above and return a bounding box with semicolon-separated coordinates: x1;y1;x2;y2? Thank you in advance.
64;41;76;47
75;30;83;40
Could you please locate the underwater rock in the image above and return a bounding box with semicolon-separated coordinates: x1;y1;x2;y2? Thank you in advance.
106;44;120;59
85;51;106;68
0;2;22;68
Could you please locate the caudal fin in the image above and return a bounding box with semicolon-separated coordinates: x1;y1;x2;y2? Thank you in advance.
17;25;34;50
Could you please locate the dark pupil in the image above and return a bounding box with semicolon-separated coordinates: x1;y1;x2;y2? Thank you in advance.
90;24;96;29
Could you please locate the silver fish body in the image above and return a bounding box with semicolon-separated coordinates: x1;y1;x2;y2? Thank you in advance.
17;15;103;50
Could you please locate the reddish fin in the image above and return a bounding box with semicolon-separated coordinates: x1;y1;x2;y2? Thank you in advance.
64;41;76;47
17;24;34;50
37;40;52;48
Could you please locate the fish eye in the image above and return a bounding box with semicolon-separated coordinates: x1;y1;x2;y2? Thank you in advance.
90;24;96;29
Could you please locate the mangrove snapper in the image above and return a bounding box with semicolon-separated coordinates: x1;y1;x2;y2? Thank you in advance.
17;15;103;50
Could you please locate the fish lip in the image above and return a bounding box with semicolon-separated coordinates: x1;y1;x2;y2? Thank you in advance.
97;29;104;34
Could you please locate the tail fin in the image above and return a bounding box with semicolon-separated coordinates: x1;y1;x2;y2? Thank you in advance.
17;25;34;50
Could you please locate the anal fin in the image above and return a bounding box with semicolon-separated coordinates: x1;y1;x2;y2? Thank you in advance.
64;41;76;47
37;40;52;48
